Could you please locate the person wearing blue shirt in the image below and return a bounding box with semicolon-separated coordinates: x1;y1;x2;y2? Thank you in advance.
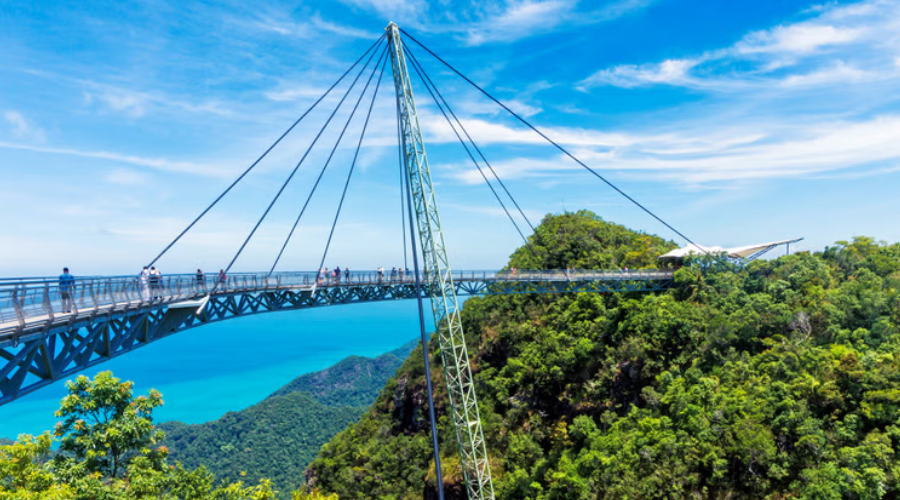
59;267;75;313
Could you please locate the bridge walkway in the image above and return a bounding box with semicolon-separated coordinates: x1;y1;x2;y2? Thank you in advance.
0;269;673;406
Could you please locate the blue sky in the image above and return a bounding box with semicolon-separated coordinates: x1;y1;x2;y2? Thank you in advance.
1;0;899;276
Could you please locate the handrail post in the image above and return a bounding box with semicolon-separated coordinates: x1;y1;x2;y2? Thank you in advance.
12;288;25;329
108;279;117;309
42;283;54;321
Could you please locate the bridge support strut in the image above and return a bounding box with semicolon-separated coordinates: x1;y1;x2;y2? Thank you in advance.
386;23;495;500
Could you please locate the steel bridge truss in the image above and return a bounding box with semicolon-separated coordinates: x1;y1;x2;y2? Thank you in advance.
0;272;673;407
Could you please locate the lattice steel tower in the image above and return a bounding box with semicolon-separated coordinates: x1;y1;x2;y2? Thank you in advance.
386;22;495;500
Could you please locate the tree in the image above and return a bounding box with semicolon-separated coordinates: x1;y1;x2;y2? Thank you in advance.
2;371;316;499
0;433;74;500
53;370;163;478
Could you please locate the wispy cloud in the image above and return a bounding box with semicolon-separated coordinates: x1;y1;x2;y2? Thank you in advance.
252;13;376;40
0;141;230;177
335;0;653;46
580;0;900;90
779;61;870;87
82;82;233;118
105;168;152;185
463;0;577;45
337;0;429;26
451;114;900;185
263;84;330;102
736;24;862;55
4;111;46;142
581;59;699;89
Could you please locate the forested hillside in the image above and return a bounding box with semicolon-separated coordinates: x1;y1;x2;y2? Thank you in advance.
160;341;416;494
308;211;900;499
0;371;339;499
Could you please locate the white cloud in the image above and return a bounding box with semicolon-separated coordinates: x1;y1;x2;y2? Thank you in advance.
443;202;543;222
83;83;232;118
580;0;900;91
451;154;584;184
338;0;428;23
737;24;861;55
780;62;870;86
462;0;654;45
91;90;148;117
501;98;542;117
0;141;231;177
579;58;698;88
264;85;330;102
105;168;152;185
311;15;377;39
450;114;900;185
335;0;652;45
420;112;645;147
465;0;575;45
252;14;375;40
4;111;46;142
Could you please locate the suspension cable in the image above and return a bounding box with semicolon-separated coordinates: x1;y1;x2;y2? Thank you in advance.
403;43;530;246
212;43;384;291
403;40;536;236
316;51;388;272
145;33;386;269
269;44;390;274
397;112;409;270
399;28;706;252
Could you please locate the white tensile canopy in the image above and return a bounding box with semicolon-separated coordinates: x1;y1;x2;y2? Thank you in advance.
659;238;803;261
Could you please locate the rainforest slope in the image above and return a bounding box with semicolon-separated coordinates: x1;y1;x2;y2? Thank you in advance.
307;210;900;500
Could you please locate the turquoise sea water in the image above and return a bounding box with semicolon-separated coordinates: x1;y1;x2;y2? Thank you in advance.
0;300;437;440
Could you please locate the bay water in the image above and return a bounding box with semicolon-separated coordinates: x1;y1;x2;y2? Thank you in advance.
0;300;437;439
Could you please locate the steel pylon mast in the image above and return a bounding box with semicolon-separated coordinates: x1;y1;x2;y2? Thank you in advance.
386;23;495;500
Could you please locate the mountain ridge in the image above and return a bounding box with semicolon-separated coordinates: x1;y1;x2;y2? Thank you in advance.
159;338;418;494
307;212;900;499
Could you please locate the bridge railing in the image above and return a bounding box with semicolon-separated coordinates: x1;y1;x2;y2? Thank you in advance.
0;268;674;334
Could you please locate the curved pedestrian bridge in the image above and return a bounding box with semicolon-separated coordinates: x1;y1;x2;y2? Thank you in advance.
0;269;673;406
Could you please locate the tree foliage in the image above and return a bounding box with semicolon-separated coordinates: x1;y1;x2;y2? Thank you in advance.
160;346;414;495
1;372;295;499
53;371;164;478
308;211;900;500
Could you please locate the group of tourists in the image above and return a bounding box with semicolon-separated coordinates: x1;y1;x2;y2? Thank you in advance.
318;266;350;285
139;266;164;301
314;266;416;285
53;265;232;314
137;266;225;301
377;266;412;283
195;269;228;291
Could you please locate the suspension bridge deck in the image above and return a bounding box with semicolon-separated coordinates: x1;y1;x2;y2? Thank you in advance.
0;269;673;405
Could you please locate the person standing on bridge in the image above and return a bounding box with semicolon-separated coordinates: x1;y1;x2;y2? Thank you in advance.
344;267;350;283
377;266;384;283
335;266;342;284
196;269;206;291
59;267;75;313
390;267;397;283
140;266;151;301
217;269;227;291
149;266;162;300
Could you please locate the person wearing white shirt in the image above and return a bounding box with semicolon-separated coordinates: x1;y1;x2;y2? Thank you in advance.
140;266;150;301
